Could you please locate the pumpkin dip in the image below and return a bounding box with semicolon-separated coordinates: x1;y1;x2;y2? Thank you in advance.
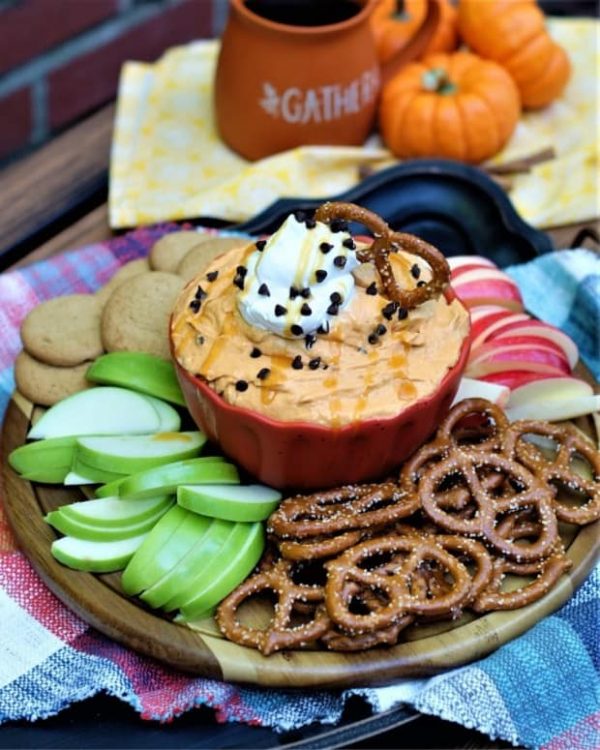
170;214;469;427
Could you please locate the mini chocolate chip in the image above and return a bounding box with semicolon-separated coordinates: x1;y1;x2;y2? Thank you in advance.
398;307;408;320
274;304;287;317
195;285;207;300
290;324;304;336
329;291;342;305
257;367;270;380
196;335;205;345
294;210;307;222
300;303;312;316
411;264;421;279
300;287;310;299
289;286;299;299
235;380;248;392
382;301;399;320
343;237;356;250
315;269;328;282
292;355;303;370
206;270;218;282
376;324;387;336
236;265;247;277
233;274;245;290
189;299;201;312
330;218;348;233
256;239;267;251
319;242;333;254
327;302;339;316
366;282;377;296
305;218;316;229
258;283;270;296
368;333;379;345
250;347;262;358
308;357;321;370
417;280;426;287
305;333;317;348
333;255;347;269
317;322;330;335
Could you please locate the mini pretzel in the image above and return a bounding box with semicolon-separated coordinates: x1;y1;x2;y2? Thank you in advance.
473;552;572;613
435;535;494;604
278;530;364;561
419;450;558;561
215;559;330;655
437;398;510;452
267;482;419;540
504;420;600;525
322;614;413;652
314;202;450;308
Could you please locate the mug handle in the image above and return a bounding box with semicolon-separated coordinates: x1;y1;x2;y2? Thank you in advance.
380;0;442;85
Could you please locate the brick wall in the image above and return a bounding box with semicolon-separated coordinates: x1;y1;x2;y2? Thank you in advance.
0;0;229;165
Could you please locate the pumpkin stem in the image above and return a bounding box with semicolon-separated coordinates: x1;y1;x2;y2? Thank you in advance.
392;0;409;20
422;67;457;96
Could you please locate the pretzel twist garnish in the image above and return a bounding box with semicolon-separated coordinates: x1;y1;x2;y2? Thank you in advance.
215;559;329;655
503;420;600;525
314;202;450;308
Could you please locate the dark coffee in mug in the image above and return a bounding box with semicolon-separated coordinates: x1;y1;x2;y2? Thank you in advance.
244;0;362;27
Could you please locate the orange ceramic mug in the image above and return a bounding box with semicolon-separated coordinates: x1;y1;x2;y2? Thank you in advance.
215;0;440;160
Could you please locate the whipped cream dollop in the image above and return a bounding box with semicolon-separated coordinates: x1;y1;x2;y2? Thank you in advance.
237;215;360;339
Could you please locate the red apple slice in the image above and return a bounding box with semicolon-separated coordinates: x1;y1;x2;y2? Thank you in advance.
469;305;511;322
451;268;518;287
470;311;530;349
451;279;524;311
451;377;510;407
467;343;571;377
480;335;567;358
507;377;593;408
448;256;496;271
488;320;579;369
480;371;564;389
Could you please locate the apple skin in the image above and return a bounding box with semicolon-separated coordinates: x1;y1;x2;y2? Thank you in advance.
451;278;524;312
28;387;163;440
451;268;518;287
488;320;578;369
480;371;566;389
76;431;206;475
45;503;170;541
177;484;282;523
61;495;173;527
66;457;127;485
120;505;189;595
470;311;529;349
9;436;76;483
51;533;148;573
474;335;567;359
467;343;571;378
448;255;496;271
118;458;239;500
178;522;265;622
86;352;186;406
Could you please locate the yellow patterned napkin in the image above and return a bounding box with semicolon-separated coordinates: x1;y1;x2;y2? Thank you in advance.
109;19;598;230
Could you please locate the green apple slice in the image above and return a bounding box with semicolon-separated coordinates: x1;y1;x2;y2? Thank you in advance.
76;432;206;475
28;387;162;439
61;495;172;527
118;458;239;500
9;437;77;483
95;476;127;498
142;517;235;610
178;522;264;621
141;395;181;432
177;484;281;522
45;502;171;541
51;533;148;572
64;457;126;486
121;505;196;595
86;352;186;406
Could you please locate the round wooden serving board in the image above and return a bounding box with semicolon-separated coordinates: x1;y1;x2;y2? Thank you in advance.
1;381;599;689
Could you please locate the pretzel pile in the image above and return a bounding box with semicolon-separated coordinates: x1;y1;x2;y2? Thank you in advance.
216;399;599;655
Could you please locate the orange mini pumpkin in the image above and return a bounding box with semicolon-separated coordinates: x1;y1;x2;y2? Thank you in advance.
371;0;458;65
379;51;521;164
458;0;571;109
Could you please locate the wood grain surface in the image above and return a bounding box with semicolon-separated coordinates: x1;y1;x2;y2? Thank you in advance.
2;380;598;688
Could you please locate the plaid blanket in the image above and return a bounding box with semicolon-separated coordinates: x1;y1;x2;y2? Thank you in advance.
0;227;598;750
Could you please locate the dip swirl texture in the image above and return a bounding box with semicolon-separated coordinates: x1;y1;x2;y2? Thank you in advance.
171;226;470;428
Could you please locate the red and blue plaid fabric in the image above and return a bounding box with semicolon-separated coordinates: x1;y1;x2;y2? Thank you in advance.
0;227;598;749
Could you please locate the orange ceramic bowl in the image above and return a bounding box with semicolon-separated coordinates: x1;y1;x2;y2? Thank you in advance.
173;294;470;491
